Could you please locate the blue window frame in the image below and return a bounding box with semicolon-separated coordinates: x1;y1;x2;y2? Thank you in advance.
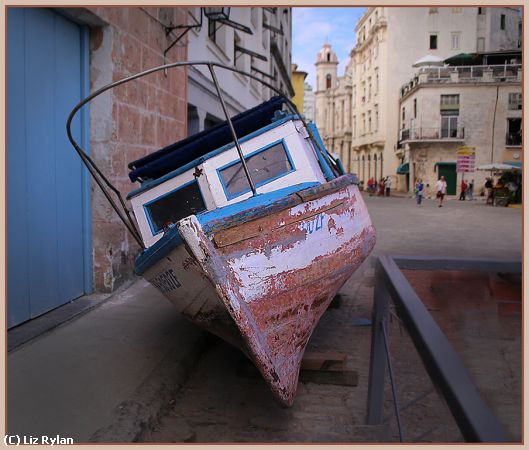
143;179;206;236
217;139;296;200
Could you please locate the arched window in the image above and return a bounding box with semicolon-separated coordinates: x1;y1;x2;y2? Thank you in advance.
368;154;371;179
326;74;332;89
374;154;378;181
327;52;330;62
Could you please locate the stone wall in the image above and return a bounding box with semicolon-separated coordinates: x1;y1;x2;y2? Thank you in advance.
73;7;188;292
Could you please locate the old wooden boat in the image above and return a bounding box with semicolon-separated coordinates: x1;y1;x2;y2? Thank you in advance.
67;62;376;406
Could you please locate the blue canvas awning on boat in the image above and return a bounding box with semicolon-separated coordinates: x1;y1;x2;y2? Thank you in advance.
396;162;409;174
128;95;288;182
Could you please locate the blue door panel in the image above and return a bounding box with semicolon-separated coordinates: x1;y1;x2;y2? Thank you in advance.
25;9;61;317
53;13;86;305
8;8;90;327
7;9;30;326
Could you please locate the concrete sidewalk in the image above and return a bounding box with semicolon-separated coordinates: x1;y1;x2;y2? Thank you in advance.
7;278;207;443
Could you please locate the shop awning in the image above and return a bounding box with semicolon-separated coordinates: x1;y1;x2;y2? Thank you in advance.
504;161;522;168
396;162;409;174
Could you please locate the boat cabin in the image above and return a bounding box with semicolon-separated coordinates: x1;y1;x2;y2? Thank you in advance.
127;96;338;248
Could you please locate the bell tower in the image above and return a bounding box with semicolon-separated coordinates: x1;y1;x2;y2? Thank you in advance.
315;42;338;139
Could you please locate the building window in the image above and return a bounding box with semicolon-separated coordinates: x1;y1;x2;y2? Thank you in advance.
413;98;417;118
429;34;438;50
451;32;461;50
353;115;357;138
441;116;459;138
374;106;379;131
208;18;217;42
401;107;405;126
440;94;460;111
501;14;506;30
478;7;485;15
326;74;332;89
508;93;522;110
506;118;522;145
429;7;438;13
477;37;485;52
251;7;258;28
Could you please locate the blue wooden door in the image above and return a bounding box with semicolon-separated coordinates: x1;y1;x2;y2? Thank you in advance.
8;8;91;327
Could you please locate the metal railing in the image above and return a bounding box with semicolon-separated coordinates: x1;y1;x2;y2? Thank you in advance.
367;255;520;442
399;127;464;141
401;64;522;97
66;61;341;248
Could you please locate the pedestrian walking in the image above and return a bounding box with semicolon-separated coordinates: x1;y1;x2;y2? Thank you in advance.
414;178;424;205
485;178;494;205
436;175;447;207
459;179;467;201
378;178;385;196
467;179;474;201
385;176;391;197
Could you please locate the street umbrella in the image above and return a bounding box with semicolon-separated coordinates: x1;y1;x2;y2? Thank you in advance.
412;54;445;67
476;163;521;171
444;53;481;66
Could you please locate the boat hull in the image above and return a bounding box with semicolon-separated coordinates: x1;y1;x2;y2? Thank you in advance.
141;176;376;406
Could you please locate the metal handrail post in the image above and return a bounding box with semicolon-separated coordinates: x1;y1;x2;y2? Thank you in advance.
366;260;391;425
208;64;257;196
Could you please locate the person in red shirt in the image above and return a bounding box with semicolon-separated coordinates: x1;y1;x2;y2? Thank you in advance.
459;179;468;201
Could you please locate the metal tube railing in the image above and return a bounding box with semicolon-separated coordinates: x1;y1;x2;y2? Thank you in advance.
66;61;341;246
367;255;518;442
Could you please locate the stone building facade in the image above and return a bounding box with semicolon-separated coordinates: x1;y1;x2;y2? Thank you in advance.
398;62;522;197
186;7;293;134
315;6;521;190
303;82;315;123
79;7;189;292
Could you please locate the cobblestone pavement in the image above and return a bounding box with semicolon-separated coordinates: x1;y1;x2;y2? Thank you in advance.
142;195;522;443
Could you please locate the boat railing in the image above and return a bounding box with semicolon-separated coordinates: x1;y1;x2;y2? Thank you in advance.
367;255;520;442
66;61;342;249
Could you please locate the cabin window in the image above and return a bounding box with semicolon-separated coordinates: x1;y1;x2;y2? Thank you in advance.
218;140;294;199
144;180;206;235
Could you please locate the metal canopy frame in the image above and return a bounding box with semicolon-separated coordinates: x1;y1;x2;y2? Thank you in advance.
66;61;341;249
367;255;519;443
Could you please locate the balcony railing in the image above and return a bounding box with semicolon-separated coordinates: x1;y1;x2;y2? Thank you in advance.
506;132;522;146
400;64;522;98
399;127;465;142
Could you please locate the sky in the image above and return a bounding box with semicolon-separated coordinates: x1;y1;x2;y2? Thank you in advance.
292;7;366;88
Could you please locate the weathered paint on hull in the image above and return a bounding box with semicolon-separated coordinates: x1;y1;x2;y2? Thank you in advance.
143;180;375;406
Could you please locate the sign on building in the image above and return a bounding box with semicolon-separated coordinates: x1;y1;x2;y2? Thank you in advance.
456;147;476;173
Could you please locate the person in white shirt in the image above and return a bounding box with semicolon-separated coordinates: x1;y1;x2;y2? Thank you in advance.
436;176;447;207
385;177;391;197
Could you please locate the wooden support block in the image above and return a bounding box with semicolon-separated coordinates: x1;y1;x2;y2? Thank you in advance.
301;351;347;371
299;369;358;387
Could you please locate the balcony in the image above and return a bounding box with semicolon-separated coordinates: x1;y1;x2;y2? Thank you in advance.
400;64;522;98
399;127;465;144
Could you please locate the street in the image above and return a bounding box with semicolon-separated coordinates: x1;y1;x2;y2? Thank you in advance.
142;195;522;443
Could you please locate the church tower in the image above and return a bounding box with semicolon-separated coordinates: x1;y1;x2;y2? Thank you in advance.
315;43;338;142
